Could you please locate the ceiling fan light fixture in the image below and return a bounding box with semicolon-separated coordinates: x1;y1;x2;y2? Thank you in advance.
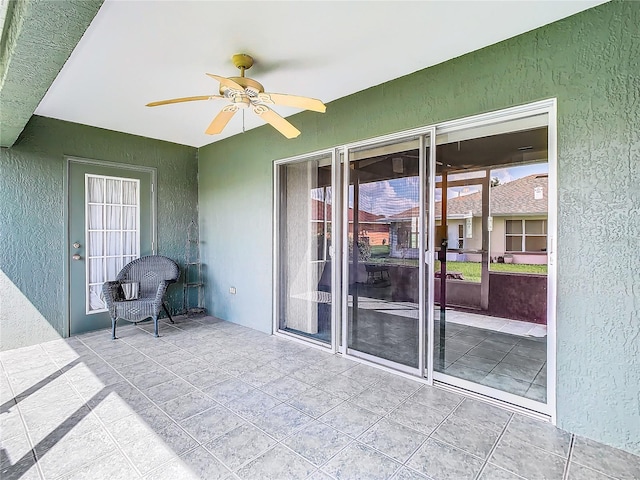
228;94;251;108
146;53;326;139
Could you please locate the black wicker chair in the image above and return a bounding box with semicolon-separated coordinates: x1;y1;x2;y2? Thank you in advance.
102;255;180;339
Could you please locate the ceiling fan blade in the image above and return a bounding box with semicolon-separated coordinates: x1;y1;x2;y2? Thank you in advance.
146;95;223;107
205;105;238;135
258;92;326;113
206;74;245;92
253;105;301;139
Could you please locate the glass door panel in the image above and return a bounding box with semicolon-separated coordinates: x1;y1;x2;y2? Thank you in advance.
345;137;423;369
431;113;551;409
276;153;334;345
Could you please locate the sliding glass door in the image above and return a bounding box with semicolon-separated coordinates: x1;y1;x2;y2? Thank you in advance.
342;133;434;374
429;109;555;415
274;151;339;348
273;100;556;417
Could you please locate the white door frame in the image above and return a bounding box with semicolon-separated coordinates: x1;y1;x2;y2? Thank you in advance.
429;98;557;421
272;149;339;352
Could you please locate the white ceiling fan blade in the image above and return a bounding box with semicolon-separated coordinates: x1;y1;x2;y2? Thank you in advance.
258;92;326;113
205;105;238;135
206;74;245;93
252;105;301;139
146;95;224;107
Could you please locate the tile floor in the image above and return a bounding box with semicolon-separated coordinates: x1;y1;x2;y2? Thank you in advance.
434;320;547;402
1;316;639;480
288;294;548;401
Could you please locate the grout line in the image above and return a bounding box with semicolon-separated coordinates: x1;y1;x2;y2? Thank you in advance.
398;397;468;476
77;324;267;477
12;319;559;480
43;339;145;479
1;359;46;480
562;434;576;480
473;411;514;480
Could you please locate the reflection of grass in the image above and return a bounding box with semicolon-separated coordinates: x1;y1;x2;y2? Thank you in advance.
370;245;390;257
365;257;547;283
435;261;481;282
490;263;548;275
436;261;548;282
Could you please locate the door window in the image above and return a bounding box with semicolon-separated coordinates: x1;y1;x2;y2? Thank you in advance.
85;174;140;313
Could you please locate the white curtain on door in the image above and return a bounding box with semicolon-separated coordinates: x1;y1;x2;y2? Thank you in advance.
87;176;139;311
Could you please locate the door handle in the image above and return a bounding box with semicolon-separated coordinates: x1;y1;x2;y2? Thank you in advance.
72;254;82;261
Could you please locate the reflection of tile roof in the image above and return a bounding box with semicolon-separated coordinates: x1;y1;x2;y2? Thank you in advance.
390;174;548;219
312;199;386;223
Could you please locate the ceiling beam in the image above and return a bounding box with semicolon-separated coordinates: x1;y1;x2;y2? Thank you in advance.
0;0;103;147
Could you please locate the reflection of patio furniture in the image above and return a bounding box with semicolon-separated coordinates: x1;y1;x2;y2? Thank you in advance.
435;271;464;280
364;263;390;286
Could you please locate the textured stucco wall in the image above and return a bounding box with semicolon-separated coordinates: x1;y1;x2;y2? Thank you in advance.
0;0;103;146
0;115;198;350
198;1;639;454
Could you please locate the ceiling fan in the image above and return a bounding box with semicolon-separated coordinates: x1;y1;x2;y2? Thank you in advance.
146;53;326;139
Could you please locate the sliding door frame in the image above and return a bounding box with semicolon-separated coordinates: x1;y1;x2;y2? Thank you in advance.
272;148;340;352
339;127;436;377
272;98;557;422
429;98;557;421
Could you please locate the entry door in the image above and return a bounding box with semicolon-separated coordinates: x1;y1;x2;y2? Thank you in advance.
67;159;156;335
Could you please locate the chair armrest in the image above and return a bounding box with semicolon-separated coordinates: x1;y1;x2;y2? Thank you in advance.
102;281;125;310
153;280;172;310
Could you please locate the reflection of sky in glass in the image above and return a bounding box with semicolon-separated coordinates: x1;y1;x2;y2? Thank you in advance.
445;163;549;199
315;162;548;217
310;186;332;204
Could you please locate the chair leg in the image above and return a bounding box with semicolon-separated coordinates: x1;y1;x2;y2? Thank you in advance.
111;318;117;340
162;302;175;324
153;316;159;338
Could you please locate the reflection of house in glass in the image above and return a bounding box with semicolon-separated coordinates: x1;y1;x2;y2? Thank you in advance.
387;174;548;264
311;199;390;253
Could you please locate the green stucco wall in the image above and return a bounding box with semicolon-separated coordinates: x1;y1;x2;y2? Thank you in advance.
0;115;198;350
0;0;103;146
197;1;639;454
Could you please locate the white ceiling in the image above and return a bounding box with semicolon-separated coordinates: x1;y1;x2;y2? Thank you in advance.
35;0;607;148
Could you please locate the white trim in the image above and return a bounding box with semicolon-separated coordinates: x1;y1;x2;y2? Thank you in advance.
341;148;349;355
433;372;552;417
346;349;422;378
433;378;552;422
330;148;341;353
418;134;426;376
272;151;337;347
271;160;279;337
426;129;437;385
546;99;558;425
435;99;556;135
273;330;333;351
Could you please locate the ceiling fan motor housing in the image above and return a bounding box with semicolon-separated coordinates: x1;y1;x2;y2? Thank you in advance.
220;76;264;97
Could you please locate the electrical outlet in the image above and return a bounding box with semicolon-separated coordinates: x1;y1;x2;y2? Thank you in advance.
229;287;236;294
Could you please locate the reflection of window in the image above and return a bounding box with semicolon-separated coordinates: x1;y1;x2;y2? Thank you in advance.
506;219;547;252
397;224;418;249
398;226;410;248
